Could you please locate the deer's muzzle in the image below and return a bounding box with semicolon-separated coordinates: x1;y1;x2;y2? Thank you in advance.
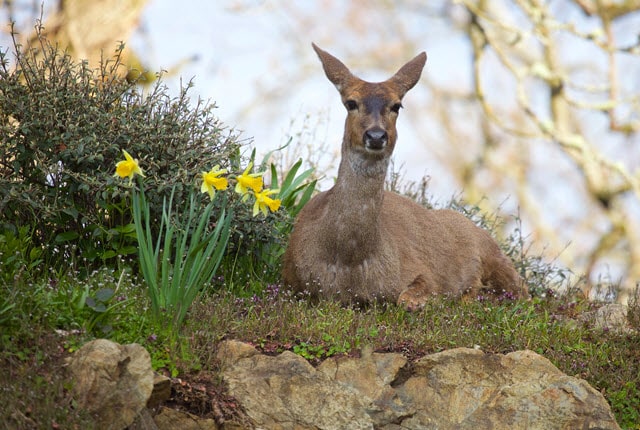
364;127;388;152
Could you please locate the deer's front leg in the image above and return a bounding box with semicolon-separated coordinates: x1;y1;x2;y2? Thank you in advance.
397;275;435;311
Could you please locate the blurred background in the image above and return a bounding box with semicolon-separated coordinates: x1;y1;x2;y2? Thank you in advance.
2;0;639;301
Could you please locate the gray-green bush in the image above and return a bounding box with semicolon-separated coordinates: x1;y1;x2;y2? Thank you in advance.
0;27;287;274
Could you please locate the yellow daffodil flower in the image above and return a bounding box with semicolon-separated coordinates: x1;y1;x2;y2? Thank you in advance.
253;189;281;217
235;162;264;198
114;150;145;184
201;166;229;200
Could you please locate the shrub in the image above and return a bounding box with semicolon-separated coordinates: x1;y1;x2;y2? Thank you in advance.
0;225;43;284
0;26;278;272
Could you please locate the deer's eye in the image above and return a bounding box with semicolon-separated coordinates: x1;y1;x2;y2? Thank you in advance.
390;103;403;113
344;100;358;111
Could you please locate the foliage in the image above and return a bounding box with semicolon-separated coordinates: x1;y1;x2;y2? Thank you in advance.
628;287;640;331
219;149;317;286
79;273;134;336
0;334;95;429
113;145;284;331
133;183;232;330
0;266;152;429
264;144;317;221
293;333;351;360
0;266;140;345
0;20;315;291
0;225;43;285
250;148;318;272
608;381;640;428
0;26;242;270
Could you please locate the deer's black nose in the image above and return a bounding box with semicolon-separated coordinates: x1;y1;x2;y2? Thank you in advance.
364;128;388;151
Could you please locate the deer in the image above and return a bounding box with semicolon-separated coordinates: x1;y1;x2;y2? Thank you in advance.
282;44;529;309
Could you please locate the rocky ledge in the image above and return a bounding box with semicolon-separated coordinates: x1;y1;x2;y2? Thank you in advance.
67;338;620;429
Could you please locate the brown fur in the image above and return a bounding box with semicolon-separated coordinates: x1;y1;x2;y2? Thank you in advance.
282;44;528;307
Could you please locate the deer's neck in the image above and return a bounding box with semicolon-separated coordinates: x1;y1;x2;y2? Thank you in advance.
322;150;389;264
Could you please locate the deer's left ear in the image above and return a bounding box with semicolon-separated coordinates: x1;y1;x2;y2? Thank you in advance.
388;52;427;97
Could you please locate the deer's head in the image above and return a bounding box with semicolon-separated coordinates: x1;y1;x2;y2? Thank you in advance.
312;44;426;163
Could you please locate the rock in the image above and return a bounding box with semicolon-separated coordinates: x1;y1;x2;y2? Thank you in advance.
153;407;218;430
215;339;260;367
66;339;620;429
217;341;620;430
394;348;620;429
67;339;154;430
593;303;629;332
147;373;172;408
217;345;373;429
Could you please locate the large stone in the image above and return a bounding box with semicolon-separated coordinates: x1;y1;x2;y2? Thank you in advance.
67;339;619;429
217;341;620;430
395;348;620;429
67;339;154;430
217;344;373;429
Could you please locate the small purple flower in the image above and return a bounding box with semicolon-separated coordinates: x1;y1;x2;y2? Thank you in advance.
265;284;281;300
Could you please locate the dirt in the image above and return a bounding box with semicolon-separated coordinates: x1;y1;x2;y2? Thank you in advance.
163;370;247;426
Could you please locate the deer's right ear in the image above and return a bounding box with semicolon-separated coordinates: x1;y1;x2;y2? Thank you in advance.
312;43;355;92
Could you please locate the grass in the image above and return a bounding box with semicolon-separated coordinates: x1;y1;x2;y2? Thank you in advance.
2;266;639;429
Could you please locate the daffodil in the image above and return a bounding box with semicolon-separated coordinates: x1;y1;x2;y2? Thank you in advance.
253;188;281;217
235;162;264;198
114;150;145;184
201;166;228;200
